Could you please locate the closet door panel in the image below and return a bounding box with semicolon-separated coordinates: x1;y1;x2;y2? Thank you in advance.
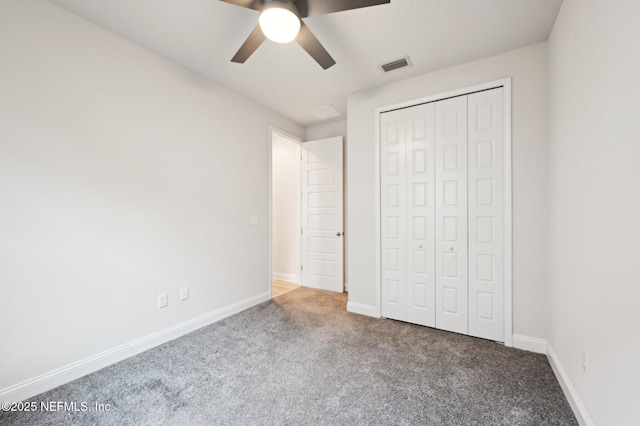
468;88;504;341
435;96;468;334
406;103;436;327
381;109;407;321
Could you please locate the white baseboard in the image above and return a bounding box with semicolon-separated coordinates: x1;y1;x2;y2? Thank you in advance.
512;334;548;354
546;345;594;426
346;301;379;318
0;291;271;403
272;272;298;284
511;335;593;425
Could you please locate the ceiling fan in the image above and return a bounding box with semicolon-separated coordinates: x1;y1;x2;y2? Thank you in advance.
219;0;391;69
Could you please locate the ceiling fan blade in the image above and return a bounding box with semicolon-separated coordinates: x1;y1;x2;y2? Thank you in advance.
298;0;390;17
231;25;266;63
218;0;262;11
297;21;336;70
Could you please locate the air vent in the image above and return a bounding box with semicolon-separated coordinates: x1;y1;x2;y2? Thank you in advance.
380;56;412;73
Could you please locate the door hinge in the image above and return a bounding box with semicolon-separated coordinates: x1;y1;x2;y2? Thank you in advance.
301;228;303;234
301;265;303;271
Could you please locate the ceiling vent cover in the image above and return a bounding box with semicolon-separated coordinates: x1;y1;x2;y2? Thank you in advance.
309;105;342;121
380;56;411;73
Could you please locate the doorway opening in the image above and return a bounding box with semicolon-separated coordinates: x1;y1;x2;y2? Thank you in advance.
269;128;345;298
270;129;302;298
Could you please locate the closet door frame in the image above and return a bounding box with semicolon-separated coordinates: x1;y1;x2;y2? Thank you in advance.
374;78;513;347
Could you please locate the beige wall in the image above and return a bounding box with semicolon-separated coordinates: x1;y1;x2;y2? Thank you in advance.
547;0;640;424
0;0;303;394
305;120;347;142
346;43;549;338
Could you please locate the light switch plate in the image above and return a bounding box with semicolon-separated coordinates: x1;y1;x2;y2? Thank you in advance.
157;293;168;308
180;287;189;301
250;215;258;225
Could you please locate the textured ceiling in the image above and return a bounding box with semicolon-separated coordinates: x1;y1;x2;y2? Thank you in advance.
50;0;562;127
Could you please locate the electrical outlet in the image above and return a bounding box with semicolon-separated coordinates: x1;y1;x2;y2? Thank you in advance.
157;293;168;308
581;349;588;373
180;287;189;301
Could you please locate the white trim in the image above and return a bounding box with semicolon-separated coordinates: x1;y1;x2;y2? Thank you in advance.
347;301;380;318
0;291;271;403
373;78;513;345
272;272;299;284
268;127;304;300
502;78;513;347
374;78;512;115
512;334;547;354
373;104;382;317
547;345;594;426
270;127;304;144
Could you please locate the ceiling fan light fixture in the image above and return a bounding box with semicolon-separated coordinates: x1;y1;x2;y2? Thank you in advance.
259;1;301;44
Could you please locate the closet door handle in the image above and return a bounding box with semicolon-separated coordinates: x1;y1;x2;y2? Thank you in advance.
336;232;342;237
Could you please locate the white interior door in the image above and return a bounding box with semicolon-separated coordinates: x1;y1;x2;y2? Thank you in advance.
301;137;344;292
435;95;468;335
468;88;504;341
379;86;507;342
405;103;436;327
381;104;436;326
380;109;407;320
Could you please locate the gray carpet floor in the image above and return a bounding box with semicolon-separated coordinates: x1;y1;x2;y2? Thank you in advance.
1;287;577;425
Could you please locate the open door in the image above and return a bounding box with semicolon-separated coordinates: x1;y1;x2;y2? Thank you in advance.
300;137;344;292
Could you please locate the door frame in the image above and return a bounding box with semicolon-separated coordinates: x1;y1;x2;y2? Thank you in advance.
373;78;513;346
268;127;304;299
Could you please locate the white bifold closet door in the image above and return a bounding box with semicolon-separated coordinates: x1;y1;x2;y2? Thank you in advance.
435;95;468;334
467;88;504;341
380;87;504;342
380;103;436;326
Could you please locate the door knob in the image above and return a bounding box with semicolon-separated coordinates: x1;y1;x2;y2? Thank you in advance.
449;246;454;251
418;244;423;248
336;232;342;237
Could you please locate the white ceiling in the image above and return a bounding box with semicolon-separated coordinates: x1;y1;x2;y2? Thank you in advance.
50;0;562;127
